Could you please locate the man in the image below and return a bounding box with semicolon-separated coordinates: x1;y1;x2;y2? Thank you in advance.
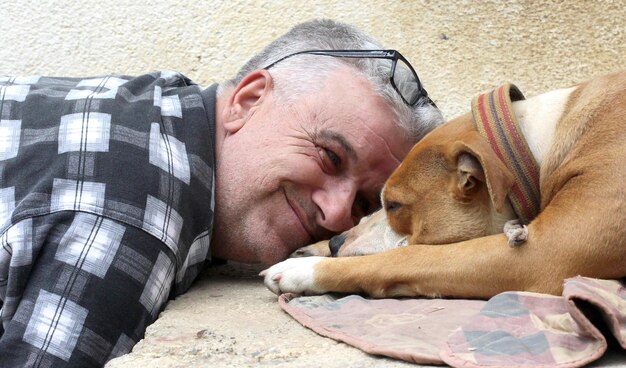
0;20;442;367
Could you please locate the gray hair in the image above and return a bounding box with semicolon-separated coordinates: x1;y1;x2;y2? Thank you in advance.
220;19;444;143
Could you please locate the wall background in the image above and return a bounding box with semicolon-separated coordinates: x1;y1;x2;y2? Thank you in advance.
1;0;624;119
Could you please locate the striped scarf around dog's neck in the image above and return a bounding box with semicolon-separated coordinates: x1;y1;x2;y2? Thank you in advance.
471;84;541;225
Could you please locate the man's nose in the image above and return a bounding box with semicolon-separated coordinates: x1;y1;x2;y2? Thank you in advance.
312;179;357;233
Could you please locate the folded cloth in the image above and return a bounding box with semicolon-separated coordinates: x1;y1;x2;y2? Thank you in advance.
279;277;626;367
279;293;485;364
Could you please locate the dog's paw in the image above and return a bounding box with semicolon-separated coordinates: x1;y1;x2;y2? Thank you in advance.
260;257;325;295
503;219;528;246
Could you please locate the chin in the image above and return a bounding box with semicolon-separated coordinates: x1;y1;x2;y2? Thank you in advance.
223;221;307;265
257;247;292;266
256;237;306;265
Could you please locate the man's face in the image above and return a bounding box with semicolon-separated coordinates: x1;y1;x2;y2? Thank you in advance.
213;67;414;264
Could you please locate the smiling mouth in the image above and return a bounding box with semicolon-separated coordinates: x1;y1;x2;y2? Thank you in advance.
283;188;314;244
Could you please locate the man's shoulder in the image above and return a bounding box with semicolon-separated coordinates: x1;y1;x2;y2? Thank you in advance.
1;69;214;236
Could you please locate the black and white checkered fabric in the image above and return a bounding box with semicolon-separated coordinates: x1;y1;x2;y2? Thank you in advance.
0;72;216;367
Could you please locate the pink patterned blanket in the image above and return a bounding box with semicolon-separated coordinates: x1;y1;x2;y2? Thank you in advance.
279;277;626;367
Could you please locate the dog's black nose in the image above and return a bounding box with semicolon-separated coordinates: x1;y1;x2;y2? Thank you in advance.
329;233;347;257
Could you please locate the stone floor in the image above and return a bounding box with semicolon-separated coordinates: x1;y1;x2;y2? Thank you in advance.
106;262;626;368
106;262;423;368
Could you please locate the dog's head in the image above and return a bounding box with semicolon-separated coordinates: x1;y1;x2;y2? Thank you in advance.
382;114;517;245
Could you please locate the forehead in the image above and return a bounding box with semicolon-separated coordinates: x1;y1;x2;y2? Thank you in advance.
315;68;412;153
309;68;414;186
387;146;448;192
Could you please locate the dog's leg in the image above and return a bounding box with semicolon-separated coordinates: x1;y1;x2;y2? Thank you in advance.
263;235;527;298
263;178;626;298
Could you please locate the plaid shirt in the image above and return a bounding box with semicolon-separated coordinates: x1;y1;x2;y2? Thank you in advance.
0;72;216;366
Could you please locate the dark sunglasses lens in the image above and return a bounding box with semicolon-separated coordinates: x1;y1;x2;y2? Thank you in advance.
393;58;421;105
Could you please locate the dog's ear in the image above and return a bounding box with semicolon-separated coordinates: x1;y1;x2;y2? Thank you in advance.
456;152;484;196
451;132;514;213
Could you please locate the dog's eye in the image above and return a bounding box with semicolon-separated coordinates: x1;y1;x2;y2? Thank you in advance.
385;200;402;212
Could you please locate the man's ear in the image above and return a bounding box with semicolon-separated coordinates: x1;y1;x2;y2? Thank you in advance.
222;70;273;134
451;132;514;213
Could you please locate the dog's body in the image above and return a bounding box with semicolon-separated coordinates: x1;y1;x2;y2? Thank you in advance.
262;71;626;299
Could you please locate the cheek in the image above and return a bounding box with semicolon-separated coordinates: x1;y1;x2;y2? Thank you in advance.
387;208;415;236
409;202;488;245
264;152;325;185
285;162;327;187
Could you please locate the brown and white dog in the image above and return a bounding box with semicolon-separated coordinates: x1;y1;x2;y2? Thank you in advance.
262;70;626;299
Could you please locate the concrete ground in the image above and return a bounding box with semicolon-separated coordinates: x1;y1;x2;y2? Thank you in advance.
106;262;429;368
106;262;626;368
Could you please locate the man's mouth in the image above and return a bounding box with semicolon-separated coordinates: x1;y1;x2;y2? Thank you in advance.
283;188;315;244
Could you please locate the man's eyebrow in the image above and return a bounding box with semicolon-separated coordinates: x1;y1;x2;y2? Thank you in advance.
319;129;357;162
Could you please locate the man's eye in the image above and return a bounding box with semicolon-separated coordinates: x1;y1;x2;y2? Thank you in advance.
325;148;341;166
321;147;341;169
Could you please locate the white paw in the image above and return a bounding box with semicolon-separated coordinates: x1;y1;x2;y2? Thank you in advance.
503;219;528;247
260;257;325;295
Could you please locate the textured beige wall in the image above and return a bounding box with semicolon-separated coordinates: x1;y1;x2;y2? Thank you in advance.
2;0;624;119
